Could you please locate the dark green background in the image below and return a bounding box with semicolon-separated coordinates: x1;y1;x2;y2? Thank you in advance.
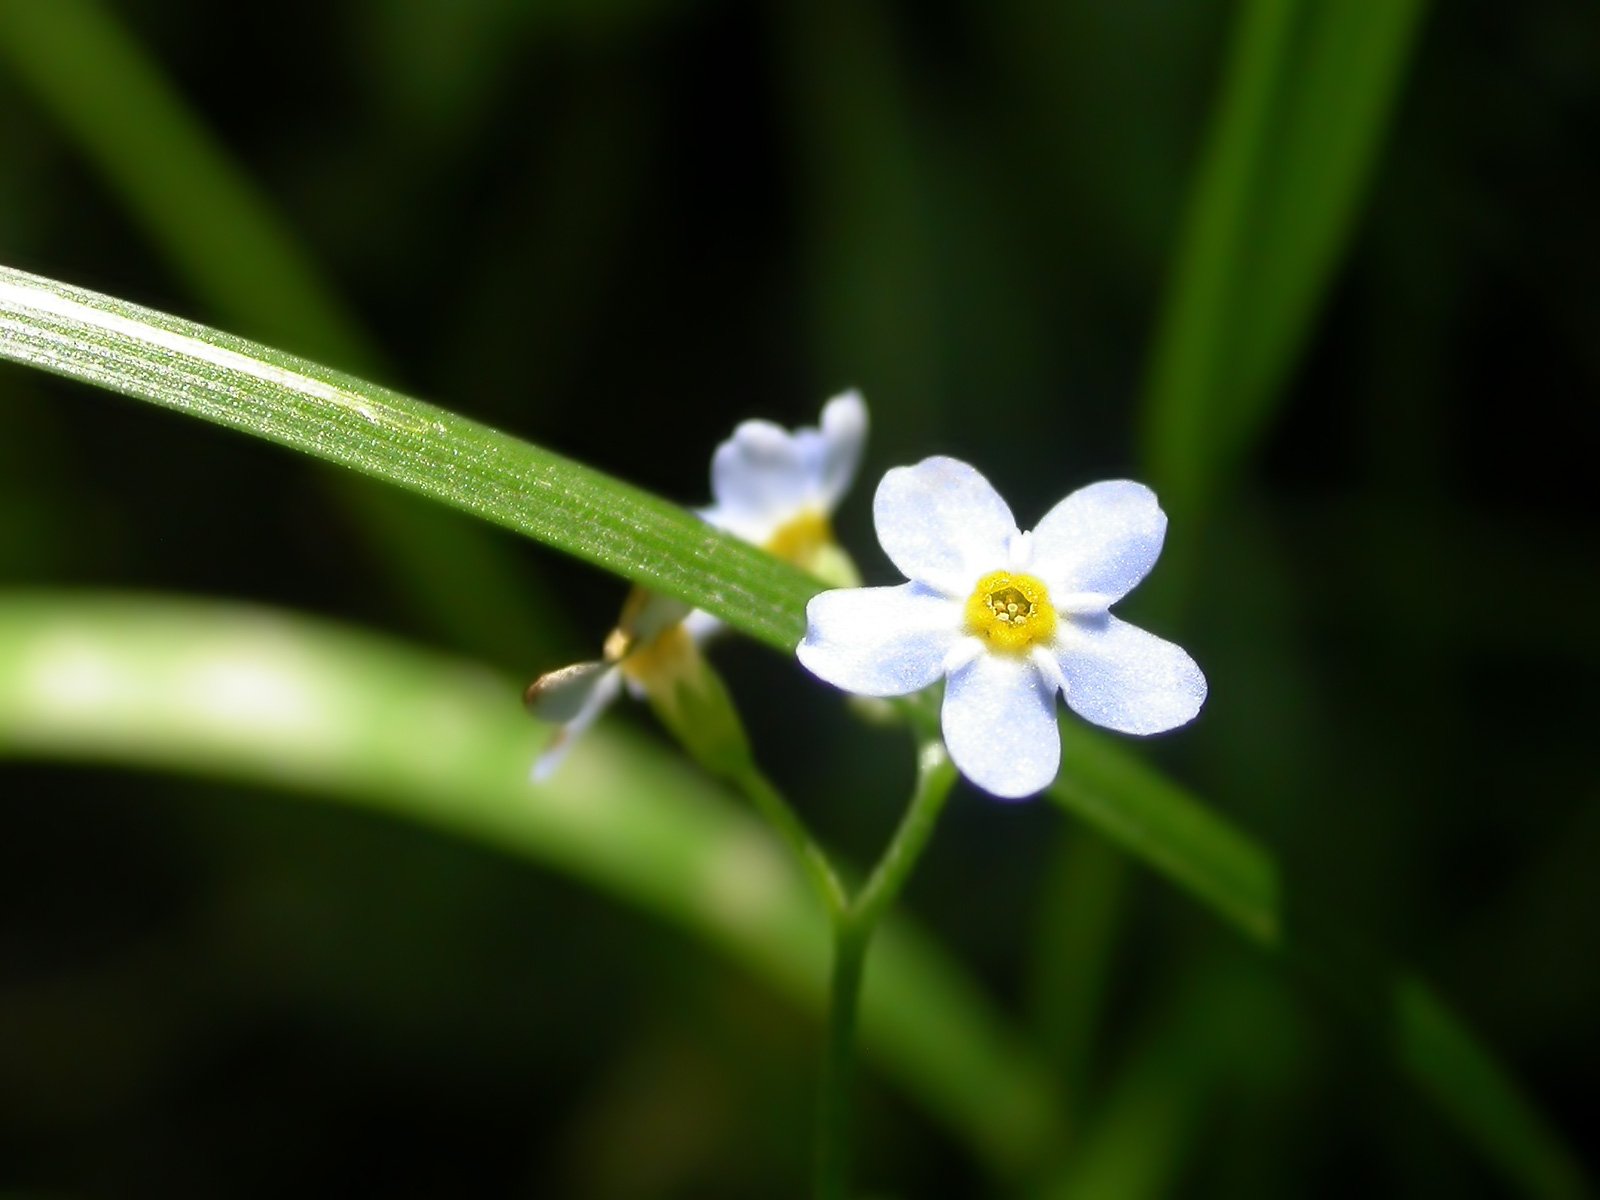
2;0;1597;1195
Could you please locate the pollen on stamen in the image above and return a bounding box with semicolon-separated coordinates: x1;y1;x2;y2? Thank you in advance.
964;570;1058;654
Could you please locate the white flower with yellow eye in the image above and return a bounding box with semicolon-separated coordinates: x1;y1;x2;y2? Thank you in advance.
796;456;1206;799
528;391;869;779
699;389;867;589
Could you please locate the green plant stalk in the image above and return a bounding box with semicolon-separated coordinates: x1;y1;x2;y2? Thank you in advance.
816;740;957;1200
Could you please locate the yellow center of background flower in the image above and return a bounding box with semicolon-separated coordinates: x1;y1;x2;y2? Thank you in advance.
763;509;833;567
965;570;1057;653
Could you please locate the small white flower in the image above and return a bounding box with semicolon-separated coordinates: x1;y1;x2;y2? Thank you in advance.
700;389;868;586
796;456;1206;800
529;391;869;780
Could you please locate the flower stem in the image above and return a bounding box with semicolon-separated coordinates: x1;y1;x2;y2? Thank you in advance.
814;738;957;1200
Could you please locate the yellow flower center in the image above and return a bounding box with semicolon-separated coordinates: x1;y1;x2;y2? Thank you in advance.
618;623;695;688
763;509;834;567
965;570;1057;654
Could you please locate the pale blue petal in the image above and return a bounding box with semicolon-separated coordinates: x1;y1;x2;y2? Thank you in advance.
796;583;960;697
709;418;812;530
529;664;623;781
942;652;1061;800
1055;614;1206;735
873;457;1017;596
1031;480;1167;602
816;390;868;512
681;608;723;644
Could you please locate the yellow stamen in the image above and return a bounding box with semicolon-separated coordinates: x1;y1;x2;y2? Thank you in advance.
964;570;1057;654
619;623;696;688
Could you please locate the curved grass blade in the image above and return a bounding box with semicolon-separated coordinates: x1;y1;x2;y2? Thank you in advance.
1140;0;1430;525
0;265;815;651
0;593;1063;1175
1139;0;1299;526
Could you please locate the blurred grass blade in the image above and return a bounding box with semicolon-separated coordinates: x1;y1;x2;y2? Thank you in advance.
1141;0;1429;523
1231;1;1431;446
0;0;567;666
1039;968;1252;1200
1052;727;1591;1200
1140;0;1297;524
0;265;816;650
0;593;1062;1175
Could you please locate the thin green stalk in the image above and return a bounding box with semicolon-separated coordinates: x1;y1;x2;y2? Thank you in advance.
816;923;870;1200
852;740;958;930
815;739;958;1200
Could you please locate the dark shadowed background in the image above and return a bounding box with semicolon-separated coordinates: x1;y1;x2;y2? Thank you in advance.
1;0;1597;1196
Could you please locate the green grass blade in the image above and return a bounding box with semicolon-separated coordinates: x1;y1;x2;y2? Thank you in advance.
1140;0;1429;523
0;593;1063;1174
1053;726;1591;1200
0;265;815;651
1230;0;1430;451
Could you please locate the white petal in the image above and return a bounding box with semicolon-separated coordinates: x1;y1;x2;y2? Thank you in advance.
873;457;1017;595
1031;480;1167;602
619;589;694;646
942;652;1061;799
680;608;723;644
1055;614;1206;735
796;583;961;697
525;660;614;723
529;664;623;781
815;389;868;513
709;418;812;532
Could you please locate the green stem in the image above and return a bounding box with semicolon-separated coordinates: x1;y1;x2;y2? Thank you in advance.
852;740;958;929
816;922;870;1200
815;739;958;1200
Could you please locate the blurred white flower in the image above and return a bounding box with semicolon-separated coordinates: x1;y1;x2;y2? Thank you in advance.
699;389;867;588
528;391;869;780
796;456;1205;799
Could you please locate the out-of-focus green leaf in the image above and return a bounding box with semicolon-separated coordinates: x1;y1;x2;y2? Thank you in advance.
0;593;1061;1175
0;266;816;651
1141;0;1430;525
1052;726;1591;1200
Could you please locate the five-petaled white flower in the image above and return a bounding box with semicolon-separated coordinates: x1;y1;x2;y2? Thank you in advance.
528;391;868;779
796;456;1206;799
698;389;867;587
